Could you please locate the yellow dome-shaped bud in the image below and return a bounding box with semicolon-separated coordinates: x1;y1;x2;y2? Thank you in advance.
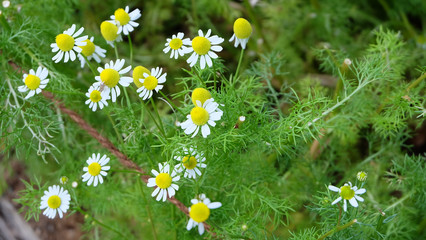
191;88;211;105
100;21;118;41
133;66;151;88
233;18;252;39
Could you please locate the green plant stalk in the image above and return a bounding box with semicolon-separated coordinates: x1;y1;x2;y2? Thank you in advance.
75;207;125;237
114;42;119;59
213;60;217;90
82;55;98;77
128;34;133;67
194;68;205;87
137;177;158;240
0;14;11;32
112;169;150;176
140;100;166;139
317;219;357;240
234;48;245;79
376;211;385;232
406;73;426;92
150;97;166;138
123;88;134;115
159;91;185;116
107;112;123;144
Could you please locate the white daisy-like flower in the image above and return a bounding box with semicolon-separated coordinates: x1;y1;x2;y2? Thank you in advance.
94;59;132;102
50;24;88;63
100;21;123;47
110;6;141;35
229;18;252;49
174;147;207;179
82;153;111;187
40;185;70;219
357;171;367;182
181;98;223;138
17;66;49;99
186;194;222;235
147;163;180;202
136;67;166;100
59;176;68;185
187;29;224;69
84;84;110;111
328;182;366;212
77;36;106;68
163;32;192;59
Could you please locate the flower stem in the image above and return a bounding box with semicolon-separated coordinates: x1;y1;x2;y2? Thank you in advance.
159;91;185;116
114;42;119;59
235;48;245;79
74;207;125;237
406;72;426;92
213;60;217;90
128;34;133;67
137;177;158;240
83;55;98;77
140;99;167;139
150;97;166;138
317;219;357;240
107;112;123;144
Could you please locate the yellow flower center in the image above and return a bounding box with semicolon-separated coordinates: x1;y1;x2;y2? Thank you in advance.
191;88;211;105
24;74;41;90
340;186;355;200
192;36;211;55
100;68;120;88
56;33;75;52
143;76;158;90
47;195;61;209
234;18;252;39
88;162;101;176
190;203;210;223
114;8;130;25
90;90;102;103
190;107;209;126
182;156;197;169
155;173;172;189
100;21;118;41
79;39;95;56
169;38;183;50
133;66;151;88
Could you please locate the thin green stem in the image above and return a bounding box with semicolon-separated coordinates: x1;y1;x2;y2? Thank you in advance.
138;178;158;240
406;73;426;92
376;210;386;232
194;68;205;87
213;60;217;90
150;97;166;138
140;100;167;139
44;89;84;96
159;91;185;116
111;169;149;176
0;14;11;32
235;48;245;79
82;55;98;77
75;207;125;237
128;34;133;67
107;112;123;144
317;219;357;240
123;88;133;114
114;42;119;59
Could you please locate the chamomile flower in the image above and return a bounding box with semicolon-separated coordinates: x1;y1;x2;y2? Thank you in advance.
328;182;366;212
174;147;207;179
229;18;252;49
40;185;70;219
17;66;49;99
136;67;167;100
163;32;192;59
187;29;224;69
181;98;223;138
357;171;368;181
186;194;222;235
191;88;211;105
133;65;150;88
85;84;110;111
100;21;122;47
77;36;106;68
59;176;68;185
82;153;110;187
147;163;180;202
95;59;132;102
51;24;88;63
110;6;141;35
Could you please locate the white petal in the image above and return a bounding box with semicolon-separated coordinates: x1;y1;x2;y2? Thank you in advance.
328;185;340;192
349;198;358;207
207;202;221;209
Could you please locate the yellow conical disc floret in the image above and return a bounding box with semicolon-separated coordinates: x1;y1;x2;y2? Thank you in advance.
190;107;209;126
47;195;61;209
133;66;151;88
169;38;183;50
100;68;120;88
190;203;210;223
340;186;355;200
25;75;41;90
90;90;102;103
192;36;211;55
143;76;158;90
191;88;211;105
155;173;172;189
88;162;101;176
114;8;130;25
234;18;252;39
79;39;96;56
182;156;197;169
56;34;75;52
100;21;118;41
